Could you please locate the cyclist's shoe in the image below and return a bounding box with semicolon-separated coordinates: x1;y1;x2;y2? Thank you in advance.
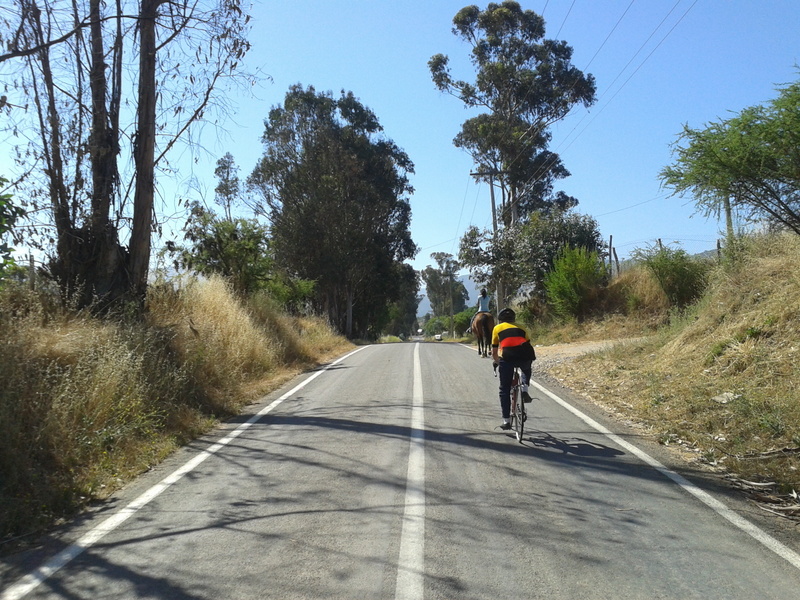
500;421;512;430
522;391;533;404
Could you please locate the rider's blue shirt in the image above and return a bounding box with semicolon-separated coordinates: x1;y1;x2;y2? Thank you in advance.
477;295;490;312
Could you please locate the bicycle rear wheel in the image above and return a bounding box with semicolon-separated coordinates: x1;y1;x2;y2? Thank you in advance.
513;384;524;442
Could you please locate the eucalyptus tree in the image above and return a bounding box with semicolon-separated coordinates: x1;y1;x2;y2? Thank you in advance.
0;0;251;308
248;85;416;338
661;79;800;236
214;153;242;222
382;263;422;337
429;1;596;224
420;252;468;318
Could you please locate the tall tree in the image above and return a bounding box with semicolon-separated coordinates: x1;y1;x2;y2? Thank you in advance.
661;79;800;236
420;253;468;317
0;0;251;308
214;152;241;221
382;264;422;337
429;1;596;224
248;85;417;338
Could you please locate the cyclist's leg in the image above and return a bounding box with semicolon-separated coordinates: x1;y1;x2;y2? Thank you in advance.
520;360;533;403
497;360;513;422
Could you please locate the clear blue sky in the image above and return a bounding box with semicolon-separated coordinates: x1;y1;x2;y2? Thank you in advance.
190;0;800;275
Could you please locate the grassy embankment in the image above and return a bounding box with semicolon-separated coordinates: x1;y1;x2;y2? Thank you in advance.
535;233;800;500
0;275;352;543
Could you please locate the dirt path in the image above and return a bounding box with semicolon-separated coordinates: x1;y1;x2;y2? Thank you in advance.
534;339;621;360
532;338;646;367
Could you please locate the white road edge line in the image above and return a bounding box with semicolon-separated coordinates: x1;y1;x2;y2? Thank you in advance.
528;378;800;571
1;346;370;600
395;342;425;600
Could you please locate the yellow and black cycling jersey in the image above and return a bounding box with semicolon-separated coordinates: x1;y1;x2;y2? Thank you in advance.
491;321;536;362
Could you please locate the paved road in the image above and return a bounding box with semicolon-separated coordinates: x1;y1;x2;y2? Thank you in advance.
3;342;800;599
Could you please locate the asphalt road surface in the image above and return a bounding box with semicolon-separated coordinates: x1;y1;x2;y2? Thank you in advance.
3;342;800;599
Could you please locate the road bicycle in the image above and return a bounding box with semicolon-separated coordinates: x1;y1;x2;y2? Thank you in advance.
509;366;527;443
493;363;528;443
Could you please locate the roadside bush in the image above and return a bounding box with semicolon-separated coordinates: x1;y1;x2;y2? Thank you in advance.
544;247;608;321
423;316;449;337
631;244;710;309
454;308;473;336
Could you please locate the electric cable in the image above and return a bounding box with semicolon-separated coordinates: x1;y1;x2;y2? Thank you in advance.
515;0;698;204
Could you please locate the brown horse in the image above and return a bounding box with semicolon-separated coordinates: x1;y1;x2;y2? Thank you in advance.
472;312;494;358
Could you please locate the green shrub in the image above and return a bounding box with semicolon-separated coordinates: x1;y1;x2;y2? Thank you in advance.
631;244;710;309
423;316;449;336
544;247;608;321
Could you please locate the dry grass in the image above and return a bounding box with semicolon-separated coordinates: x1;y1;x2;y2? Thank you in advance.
546;233;800;491
0;275;351;543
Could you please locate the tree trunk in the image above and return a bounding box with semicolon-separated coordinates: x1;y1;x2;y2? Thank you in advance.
345;285;354;339
30;2;73;299
85;0;126;305
724;194;735;242
130;0;162;300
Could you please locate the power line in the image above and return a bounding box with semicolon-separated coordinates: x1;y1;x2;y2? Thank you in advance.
519;1;685;187
582;0;636;72
553;0;576;39
595;193;667;217
516;0;699;201
450;176;472;256
449;2;699;242
505;0;644;190
468;179;483;227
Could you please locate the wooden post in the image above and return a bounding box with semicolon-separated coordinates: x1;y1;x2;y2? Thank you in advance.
29;254;35;291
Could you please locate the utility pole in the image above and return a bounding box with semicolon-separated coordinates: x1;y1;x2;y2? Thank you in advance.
471;169;509;310
449;264;455;339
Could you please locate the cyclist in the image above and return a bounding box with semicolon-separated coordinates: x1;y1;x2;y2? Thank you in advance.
491;307;536;430
468;288;492;333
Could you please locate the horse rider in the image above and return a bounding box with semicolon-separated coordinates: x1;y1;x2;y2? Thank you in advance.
468;289;492;333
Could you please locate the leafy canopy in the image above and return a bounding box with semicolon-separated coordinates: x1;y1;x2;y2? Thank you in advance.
661;78;800;235
459;210;603;300
0;178;25;277
167;202;274;297
430;1;596;220
248;85;416;338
